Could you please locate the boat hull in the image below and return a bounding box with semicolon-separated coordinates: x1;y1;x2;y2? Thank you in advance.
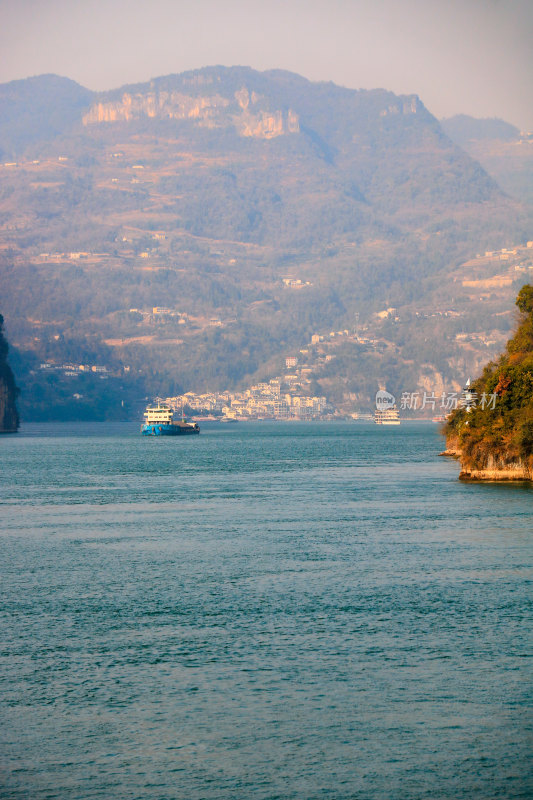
141;423;199;435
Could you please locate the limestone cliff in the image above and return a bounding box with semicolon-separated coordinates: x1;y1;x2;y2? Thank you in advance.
0;314;19;433
82;86;299;139
444;285;533;482
83;90;231;124
380;96;422;116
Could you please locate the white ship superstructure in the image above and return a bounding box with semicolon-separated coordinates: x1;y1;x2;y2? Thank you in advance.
374;407;400;425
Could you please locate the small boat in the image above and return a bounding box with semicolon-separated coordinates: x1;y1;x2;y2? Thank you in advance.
141;403;200;435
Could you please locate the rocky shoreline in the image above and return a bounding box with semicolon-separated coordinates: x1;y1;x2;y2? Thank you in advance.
441;439;532;482
459;461;532;482
459;459;533;482
439;448;461;459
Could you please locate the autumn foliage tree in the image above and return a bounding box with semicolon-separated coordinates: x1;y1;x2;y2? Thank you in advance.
444;284;533;472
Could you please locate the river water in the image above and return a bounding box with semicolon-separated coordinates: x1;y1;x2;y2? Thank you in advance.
1;422;531;799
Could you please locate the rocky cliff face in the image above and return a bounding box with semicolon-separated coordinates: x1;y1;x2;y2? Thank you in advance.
442;437;532;480
458;456;532;481
83;85;300;139
0;315;19;433
82;90;231;124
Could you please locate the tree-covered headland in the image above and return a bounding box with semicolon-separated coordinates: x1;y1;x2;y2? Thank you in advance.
444;285;533;480
0;313;19;432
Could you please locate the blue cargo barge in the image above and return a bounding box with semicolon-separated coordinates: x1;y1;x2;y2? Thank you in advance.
141;403;200;435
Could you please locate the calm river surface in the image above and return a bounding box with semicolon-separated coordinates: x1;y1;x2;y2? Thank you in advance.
1;422;531;799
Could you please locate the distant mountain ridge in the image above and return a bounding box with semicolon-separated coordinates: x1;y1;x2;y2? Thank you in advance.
440;114;520;145
0;66;510;248
440;114;533;206
0;67;500;210
82;67;423;139
79;66;504;228
0;74;92;159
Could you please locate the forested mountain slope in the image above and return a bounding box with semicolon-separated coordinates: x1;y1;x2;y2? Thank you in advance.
1;67;531;419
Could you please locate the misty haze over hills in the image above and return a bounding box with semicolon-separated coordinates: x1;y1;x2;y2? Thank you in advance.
441;114;533;206
0;67;531;420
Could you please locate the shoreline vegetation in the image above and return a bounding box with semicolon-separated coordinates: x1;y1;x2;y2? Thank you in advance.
0;314;19;433
443;284;533;482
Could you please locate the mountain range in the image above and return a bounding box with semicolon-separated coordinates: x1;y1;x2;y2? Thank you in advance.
0;67;531;420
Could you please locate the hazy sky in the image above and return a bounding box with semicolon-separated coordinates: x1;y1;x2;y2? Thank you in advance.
1;0;532;129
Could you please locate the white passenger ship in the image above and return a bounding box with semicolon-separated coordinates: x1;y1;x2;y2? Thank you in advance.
374;407;400;425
